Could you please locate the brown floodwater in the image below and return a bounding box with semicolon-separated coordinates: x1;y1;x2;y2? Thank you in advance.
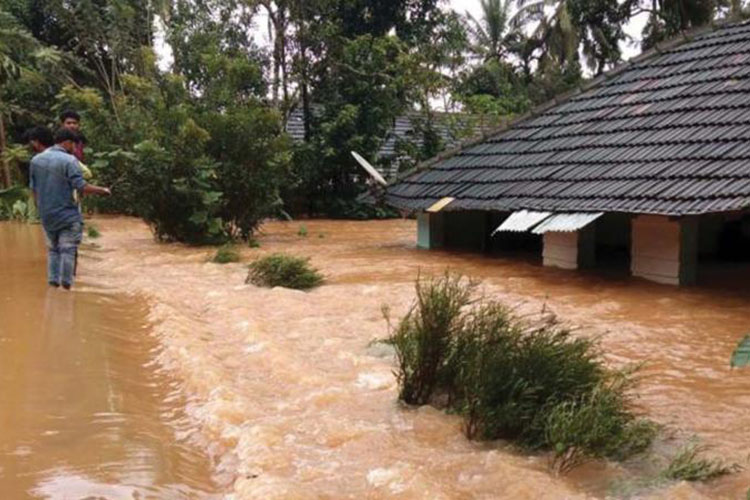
7;216;750;499
0;222;220;498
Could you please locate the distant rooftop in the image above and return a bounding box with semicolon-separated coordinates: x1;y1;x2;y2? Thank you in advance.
285;108;490;175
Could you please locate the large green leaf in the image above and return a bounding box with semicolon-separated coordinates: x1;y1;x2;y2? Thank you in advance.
730;335;750;368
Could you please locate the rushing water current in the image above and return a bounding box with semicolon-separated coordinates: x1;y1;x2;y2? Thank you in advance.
2;217;750;499
0;222;220;498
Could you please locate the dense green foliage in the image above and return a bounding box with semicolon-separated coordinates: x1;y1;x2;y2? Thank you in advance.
246;253;324;290
387;273;656;472
1;0;745;237
0;185;36;221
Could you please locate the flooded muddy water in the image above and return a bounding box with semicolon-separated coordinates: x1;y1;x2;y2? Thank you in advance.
0;223;219;498
65;216;750;499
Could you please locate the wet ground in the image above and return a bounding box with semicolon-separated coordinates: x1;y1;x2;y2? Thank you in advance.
2;217;749;499
0;222;220;498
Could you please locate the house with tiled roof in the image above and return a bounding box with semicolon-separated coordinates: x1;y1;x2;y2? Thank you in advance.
384;21;750;285
286;108;489;178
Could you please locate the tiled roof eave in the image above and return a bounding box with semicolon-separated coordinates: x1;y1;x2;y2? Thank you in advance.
385;18;750;217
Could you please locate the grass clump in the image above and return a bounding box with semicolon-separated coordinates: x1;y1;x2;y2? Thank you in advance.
297;224;308;237
386;273;476;405
87;225;101;238
545;372;658;473
387;272;655;473
212;244;240;264
246;253;323;290
662;441;741;481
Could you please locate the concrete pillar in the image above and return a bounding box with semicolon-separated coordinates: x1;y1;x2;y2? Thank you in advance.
543;227;596;270
417;212;444;249
631;215;698;285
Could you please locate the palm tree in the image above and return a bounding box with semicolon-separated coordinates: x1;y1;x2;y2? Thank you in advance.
511;0;579;71
465;0;513;62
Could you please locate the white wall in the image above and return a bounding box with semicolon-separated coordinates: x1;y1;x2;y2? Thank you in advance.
631;215;697;285
543;228;596;270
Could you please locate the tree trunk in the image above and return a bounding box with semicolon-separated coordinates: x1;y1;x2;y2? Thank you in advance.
269;12;280;105
0;113;10;189
280;8;289;105
298;13;311;141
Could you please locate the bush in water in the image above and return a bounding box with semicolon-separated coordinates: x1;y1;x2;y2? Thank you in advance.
387;272;655;472
246;253;323;290
53;74;289;245
385;273;476;405
459;313;605;447
87;225;101;238
545;372;658;473
662;441;741;481
212;244;240;264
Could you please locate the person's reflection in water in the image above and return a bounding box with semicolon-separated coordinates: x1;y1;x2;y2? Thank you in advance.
39;288;84;417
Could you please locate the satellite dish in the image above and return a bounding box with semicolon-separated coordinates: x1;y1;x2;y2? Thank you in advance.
351;151;387;186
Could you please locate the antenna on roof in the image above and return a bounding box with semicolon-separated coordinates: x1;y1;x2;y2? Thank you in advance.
351;151;387;187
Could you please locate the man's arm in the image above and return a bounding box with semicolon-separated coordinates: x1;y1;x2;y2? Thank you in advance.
66;158;110;197
81;183;111;196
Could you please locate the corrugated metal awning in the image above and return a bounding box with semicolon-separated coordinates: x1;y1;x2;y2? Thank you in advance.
492;210;551;235
426;197;455;213
531;212;604;234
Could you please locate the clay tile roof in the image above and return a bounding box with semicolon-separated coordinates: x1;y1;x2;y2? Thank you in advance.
385;21;750;216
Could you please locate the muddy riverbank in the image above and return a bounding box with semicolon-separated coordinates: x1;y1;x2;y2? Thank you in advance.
70;216;749;499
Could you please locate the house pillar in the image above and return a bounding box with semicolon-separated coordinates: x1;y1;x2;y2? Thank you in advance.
631;215;698;285
542;227;596;270
417;212;444;249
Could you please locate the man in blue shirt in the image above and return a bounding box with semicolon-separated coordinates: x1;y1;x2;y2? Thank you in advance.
29;129;111;289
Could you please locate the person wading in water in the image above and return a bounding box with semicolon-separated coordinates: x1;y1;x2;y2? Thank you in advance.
29;129;111;290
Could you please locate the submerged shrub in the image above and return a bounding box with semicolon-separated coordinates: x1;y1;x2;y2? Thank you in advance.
388;272;656;473
545;372;658;473
452;302;524;438
212;244;240;264
386;273;476;405
246;253;323;290
663;441;741;481
87;225;101;238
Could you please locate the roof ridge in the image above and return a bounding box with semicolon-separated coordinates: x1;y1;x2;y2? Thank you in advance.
492;119;750;141
391;19;737;185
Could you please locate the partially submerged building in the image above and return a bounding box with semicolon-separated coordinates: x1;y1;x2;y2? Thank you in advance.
384;21;750;285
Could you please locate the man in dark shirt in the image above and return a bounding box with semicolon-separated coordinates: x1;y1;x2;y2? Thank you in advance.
29;129;111;289
59;110;86;162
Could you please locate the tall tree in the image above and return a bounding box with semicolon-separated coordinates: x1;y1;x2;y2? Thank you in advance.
0;7;68;187
633;0;718;49
465;0;512;62
512;0;625;75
